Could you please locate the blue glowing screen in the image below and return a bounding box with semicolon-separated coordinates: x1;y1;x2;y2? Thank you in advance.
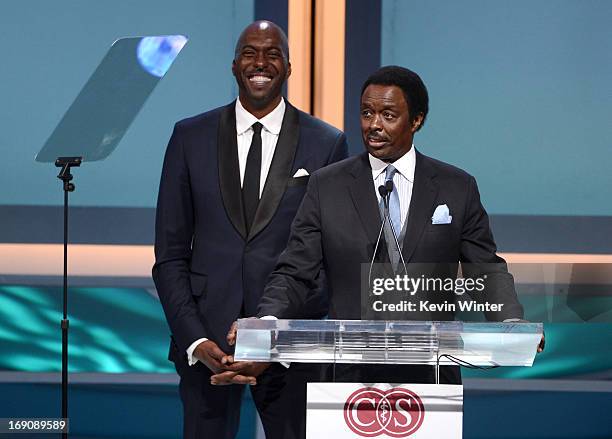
137;35;188;78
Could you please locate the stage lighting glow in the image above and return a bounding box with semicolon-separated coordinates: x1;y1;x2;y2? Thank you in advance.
137;35;188;77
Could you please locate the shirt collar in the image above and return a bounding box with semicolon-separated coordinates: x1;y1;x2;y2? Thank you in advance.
369;145;416;183
235;97;285;135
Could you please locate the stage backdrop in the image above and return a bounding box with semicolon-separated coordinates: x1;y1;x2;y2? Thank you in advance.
0;0;252;208
380;0;612;217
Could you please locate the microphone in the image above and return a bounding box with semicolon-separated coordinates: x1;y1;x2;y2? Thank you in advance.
368;185;390;288
384;179;393;195
368;180;408;290
378;184;389;199
382;179;408;274
368;181;408;289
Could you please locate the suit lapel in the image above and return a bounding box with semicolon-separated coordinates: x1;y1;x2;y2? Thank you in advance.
402;150;438;262
247;102;300;241
218;102;247;239
349;153;383;247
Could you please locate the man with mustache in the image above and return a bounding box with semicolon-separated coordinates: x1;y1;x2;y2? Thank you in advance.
230;65;542;390
153;20;347;439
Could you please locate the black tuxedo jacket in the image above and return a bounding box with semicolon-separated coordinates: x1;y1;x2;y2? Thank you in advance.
153;101;348;354
258;150;524;322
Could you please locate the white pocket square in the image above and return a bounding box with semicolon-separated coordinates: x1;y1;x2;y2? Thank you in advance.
293;168;309;178
432;204;452;224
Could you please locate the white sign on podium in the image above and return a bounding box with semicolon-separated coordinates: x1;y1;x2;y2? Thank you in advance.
307;383;463;438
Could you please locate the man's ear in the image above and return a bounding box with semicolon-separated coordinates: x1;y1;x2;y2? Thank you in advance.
231;59;237;77
286;61;292;79
411;113;424;132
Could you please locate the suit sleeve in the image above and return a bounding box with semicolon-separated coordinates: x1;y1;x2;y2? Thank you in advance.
258;173;325;318
460;175;524;320
152;124;208;352
294;131;347;317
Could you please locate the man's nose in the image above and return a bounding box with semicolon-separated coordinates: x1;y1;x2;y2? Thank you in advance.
254;51;267;68
369;114;382;130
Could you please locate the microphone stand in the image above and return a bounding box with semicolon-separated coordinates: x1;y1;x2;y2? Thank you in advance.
55;156;82;439
368;185;391;288
382;180;408;274
368;182;408;287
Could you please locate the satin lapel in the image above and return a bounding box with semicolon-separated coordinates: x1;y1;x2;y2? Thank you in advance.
247;103;300;241
349;153;382;246
402;151;438;262
218;102;247;239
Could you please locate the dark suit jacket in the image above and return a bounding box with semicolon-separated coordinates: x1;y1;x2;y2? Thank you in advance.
258;150;524;384
153;101;348;354
258;150;524;322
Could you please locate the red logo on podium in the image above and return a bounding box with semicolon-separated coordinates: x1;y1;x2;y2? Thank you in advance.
343;387;425;437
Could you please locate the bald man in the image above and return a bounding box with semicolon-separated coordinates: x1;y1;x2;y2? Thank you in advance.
153;21;348;439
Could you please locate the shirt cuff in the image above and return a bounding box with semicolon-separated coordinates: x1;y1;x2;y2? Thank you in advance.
186;337;208;366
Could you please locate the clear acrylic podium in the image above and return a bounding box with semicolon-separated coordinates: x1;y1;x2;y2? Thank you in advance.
236;320;542;438
234;319;543;382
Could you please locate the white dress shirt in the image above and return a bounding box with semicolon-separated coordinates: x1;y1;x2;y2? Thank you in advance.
236;97;286;197
369;145;416;232
186;98;286;366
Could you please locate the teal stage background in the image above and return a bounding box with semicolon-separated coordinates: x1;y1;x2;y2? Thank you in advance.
0;0;610;215
0;0;253;208
2;285;612;379
381;0;612;216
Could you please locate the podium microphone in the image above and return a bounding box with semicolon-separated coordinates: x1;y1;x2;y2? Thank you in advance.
368;185;390;288
368;181;408;290
382;179;408;274
384;179;393;195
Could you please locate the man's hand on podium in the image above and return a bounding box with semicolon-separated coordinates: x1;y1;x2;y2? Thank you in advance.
210;359;270;386
226;320;239;346
512;319;545;353
209;320;270;386
193;340;230;373
193;340;259;379
538;333;545;353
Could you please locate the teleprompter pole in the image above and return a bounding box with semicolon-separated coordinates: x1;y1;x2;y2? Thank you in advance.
55;156;82;439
